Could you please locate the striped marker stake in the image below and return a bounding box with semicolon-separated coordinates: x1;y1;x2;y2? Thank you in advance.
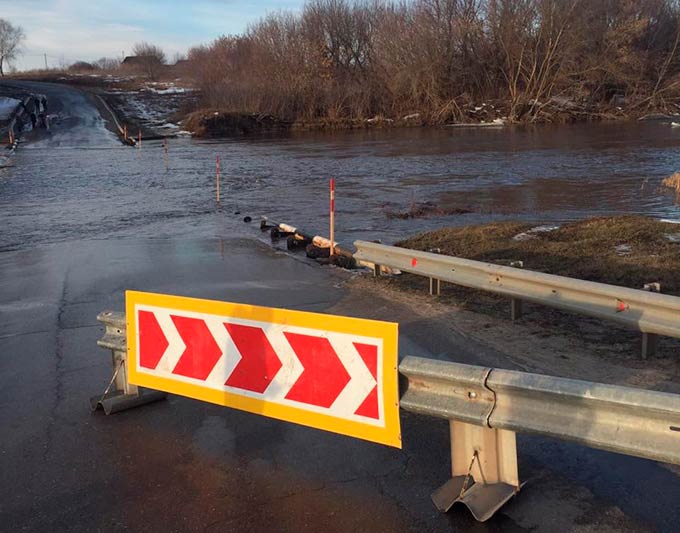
330;177;335;257
216;155;221;203
138;130;142;150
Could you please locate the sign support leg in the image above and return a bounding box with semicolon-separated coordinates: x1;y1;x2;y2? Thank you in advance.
431;420;522;521
90;311;166;415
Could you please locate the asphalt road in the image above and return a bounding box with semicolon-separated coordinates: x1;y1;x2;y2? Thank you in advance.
0;80;677;532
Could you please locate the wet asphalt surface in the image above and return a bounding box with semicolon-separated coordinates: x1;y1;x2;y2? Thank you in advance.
0;81;679;532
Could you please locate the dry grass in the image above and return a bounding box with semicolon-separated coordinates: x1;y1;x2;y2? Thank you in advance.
396;216;680;295
662;172;680;197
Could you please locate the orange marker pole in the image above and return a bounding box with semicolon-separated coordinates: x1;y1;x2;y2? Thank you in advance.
138;130;142;150
329;177;335;257
124;124;127;141
216;154;221;203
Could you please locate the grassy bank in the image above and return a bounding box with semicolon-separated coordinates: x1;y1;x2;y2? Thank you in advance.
392;216;680;295
367;216;680;361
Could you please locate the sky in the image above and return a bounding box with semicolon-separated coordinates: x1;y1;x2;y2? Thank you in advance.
0;0;305;71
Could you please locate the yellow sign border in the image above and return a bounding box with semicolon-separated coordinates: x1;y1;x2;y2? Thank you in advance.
126;290;401;448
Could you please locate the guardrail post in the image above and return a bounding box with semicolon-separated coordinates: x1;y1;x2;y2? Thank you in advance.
429;277;441;296
431;420;521;522
509;261;524;321
90;310;166;415
641;283;661;359
428;248;441;296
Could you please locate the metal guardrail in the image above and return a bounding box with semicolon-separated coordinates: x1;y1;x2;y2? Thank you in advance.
94;309;680;521
400;355;680;519
400;356;680;466
353;240;680;341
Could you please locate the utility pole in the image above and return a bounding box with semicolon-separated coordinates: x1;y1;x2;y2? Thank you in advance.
44;53;48;70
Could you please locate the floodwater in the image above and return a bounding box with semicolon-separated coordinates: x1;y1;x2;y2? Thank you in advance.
1;82;680;252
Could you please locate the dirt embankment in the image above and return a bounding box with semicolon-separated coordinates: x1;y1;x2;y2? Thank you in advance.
12;71;678;138
353;216;680;385
10;73;198;140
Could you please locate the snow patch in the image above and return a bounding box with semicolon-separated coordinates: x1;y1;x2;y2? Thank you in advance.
512;225;560;241
0;97;21;120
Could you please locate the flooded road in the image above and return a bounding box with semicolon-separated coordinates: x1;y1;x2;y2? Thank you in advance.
1;81;678;532
1;82;679;251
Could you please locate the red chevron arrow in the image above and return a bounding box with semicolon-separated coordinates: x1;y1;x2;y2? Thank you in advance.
352;342;379;419
138;310;168;369
283;332;351;408
224;323;282;393
171;315;222;380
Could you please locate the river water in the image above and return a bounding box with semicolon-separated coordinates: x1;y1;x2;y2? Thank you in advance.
1;86;679;252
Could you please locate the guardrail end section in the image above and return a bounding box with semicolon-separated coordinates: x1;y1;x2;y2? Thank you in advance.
431;420;522;522
91;310;166;415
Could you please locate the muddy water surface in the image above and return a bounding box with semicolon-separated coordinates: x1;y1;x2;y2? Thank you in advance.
2;96;679;251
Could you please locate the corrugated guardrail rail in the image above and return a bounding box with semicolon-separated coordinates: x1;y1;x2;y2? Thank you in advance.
400;356;680;466
353;240;680;340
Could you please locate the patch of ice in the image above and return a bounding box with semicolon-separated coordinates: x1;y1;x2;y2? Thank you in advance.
665;233;680;243
615;244;632;256
512;224;560;241
158;123;179;129
0;97;21;120
660;218;680;224
147;87;191;95
530;225;560;233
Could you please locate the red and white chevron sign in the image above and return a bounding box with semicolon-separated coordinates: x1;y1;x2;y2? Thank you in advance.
126;291;401;447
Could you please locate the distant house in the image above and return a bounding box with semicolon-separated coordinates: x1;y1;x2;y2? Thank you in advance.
122;55;162;67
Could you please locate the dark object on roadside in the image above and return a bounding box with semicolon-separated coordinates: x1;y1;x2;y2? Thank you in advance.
243;216;252;223
234;211;240;215
38;113;47;129
330;254;357;269
41;97;48;111
270;227;294;239
306;244;357;268
384;201;473;219
34;97;41;112
260;219;274;230
287;235;311;250
305;244;330;259
29;113;37;128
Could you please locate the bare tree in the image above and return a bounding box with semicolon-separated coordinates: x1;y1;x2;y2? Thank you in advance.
186;0;680;124
131;42;166;80
94;57;121;71
0;19;25;76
